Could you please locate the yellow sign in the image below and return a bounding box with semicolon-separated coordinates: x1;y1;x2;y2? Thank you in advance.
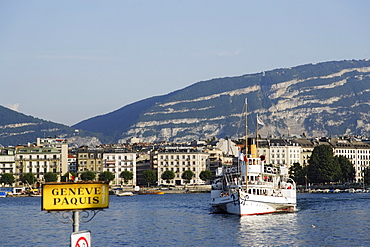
42;182;109;211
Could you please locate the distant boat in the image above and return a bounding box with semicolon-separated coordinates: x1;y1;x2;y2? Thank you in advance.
0;191;7;197
116;191;134;196
137;190;164;195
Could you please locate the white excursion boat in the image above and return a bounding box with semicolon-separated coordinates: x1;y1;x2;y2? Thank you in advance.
210;98;297;216
210;157;297;216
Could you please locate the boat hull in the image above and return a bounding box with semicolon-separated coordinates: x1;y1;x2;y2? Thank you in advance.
211;190;296;216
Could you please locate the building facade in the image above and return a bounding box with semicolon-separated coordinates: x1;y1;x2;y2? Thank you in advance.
77;147;104;174
153;147;209;186
36;137;69;175
258;139;301;168
0;147;16;175
103;150;137;186
328;138;370;183
15;146;61;183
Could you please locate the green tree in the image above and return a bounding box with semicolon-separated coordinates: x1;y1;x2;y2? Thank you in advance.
21;173;36;185
120;171;134;184
44;172;58;182
0;173;15;186
364;167;370;185
182;170;194;184
289;163;307;185
199;170;213;183
80;171;96;181
335;155;355;183
143;170;157;187
307;145;341;183
161;170;175;184
98;171;115;182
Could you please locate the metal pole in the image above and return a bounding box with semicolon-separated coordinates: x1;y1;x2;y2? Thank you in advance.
73;177;79;232
73;211;79;232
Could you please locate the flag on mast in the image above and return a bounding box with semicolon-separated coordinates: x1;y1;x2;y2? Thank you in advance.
69;172;75;181
257;114;264;126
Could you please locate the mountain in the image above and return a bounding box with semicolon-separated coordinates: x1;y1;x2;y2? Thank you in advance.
2;59;369;147
0;106;103;147
73;59;370;143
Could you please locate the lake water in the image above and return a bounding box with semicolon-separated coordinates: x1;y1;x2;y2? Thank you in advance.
1;192;370;246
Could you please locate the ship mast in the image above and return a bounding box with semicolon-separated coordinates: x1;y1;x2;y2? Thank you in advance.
256;115;258;155
245;98;248;157
245;98;248;191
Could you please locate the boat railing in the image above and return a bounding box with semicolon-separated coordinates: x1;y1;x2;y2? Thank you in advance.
281;177;296;190
247;181;274;188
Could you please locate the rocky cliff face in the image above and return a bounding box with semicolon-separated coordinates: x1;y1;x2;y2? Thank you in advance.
72;59;370;143
3;60;370;147
103;59;370;143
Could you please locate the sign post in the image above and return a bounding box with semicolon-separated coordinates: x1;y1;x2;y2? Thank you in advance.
42;181;109;245
71;231;91;247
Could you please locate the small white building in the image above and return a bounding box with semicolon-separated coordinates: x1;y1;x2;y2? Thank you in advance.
103;151;137;186
0;147;16;175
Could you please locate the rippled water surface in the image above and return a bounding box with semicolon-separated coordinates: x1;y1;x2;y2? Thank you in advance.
1;193;370;246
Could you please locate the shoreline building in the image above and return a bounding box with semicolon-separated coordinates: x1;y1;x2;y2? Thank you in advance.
77;146;104;175
14;145;61;184
36;137;69;176
103;148;137;186
326;138;370;183
258;138;301;169
0;147;16;176
152;147;209;186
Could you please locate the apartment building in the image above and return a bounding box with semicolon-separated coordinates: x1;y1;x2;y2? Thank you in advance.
205;148;234;177
15;146;61;182
103;149;137;186
36;137;69;175
68;154;77;173
295;138;315;166
328;138;370;183
153;147;209;186
0;147;15;175
258;139;301;168
77;147;104;174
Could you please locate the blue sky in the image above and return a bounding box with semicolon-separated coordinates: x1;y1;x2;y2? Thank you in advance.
1;0;369;126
